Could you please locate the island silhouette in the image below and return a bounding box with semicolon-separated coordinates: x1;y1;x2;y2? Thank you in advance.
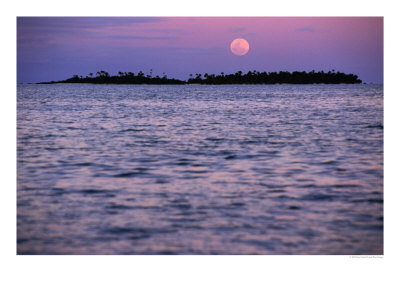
38;70;362;84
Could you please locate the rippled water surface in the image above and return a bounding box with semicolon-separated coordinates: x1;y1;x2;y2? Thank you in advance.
17;84;383;254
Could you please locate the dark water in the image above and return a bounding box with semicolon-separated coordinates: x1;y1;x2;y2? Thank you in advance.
17;84;383;254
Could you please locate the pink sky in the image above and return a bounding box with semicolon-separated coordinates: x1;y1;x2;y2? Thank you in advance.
17;17;383;83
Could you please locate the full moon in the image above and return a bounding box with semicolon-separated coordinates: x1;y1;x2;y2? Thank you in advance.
230;38;250;56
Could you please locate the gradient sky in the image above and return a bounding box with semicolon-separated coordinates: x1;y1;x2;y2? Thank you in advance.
17;17;383;83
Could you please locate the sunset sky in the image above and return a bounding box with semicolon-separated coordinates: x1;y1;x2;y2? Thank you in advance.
17;17;383;83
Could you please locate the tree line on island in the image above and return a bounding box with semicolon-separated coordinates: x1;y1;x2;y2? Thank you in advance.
39;69;362;85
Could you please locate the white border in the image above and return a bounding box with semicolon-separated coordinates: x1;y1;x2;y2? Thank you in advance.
2;1;399;300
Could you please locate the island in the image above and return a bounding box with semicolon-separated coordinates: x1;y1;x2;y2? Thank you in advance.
38;70;362;85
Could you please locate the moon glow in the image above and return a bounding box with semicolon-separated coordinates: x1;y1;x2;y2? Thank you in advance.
230;38;250;56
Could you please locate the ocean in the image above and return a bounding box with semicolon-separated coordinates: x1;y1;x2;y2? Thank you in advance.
17;83;383;254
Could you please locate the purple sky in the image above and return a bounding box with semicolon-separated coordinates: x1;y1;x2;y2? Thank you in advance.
17;17;383;83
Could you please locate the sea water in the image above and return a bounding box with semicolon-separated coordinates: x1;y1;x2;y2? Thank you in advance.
17;84;383;254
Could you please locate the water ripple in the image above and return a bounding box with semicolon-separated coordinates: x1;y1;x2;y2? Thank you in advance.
17;84;383;254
